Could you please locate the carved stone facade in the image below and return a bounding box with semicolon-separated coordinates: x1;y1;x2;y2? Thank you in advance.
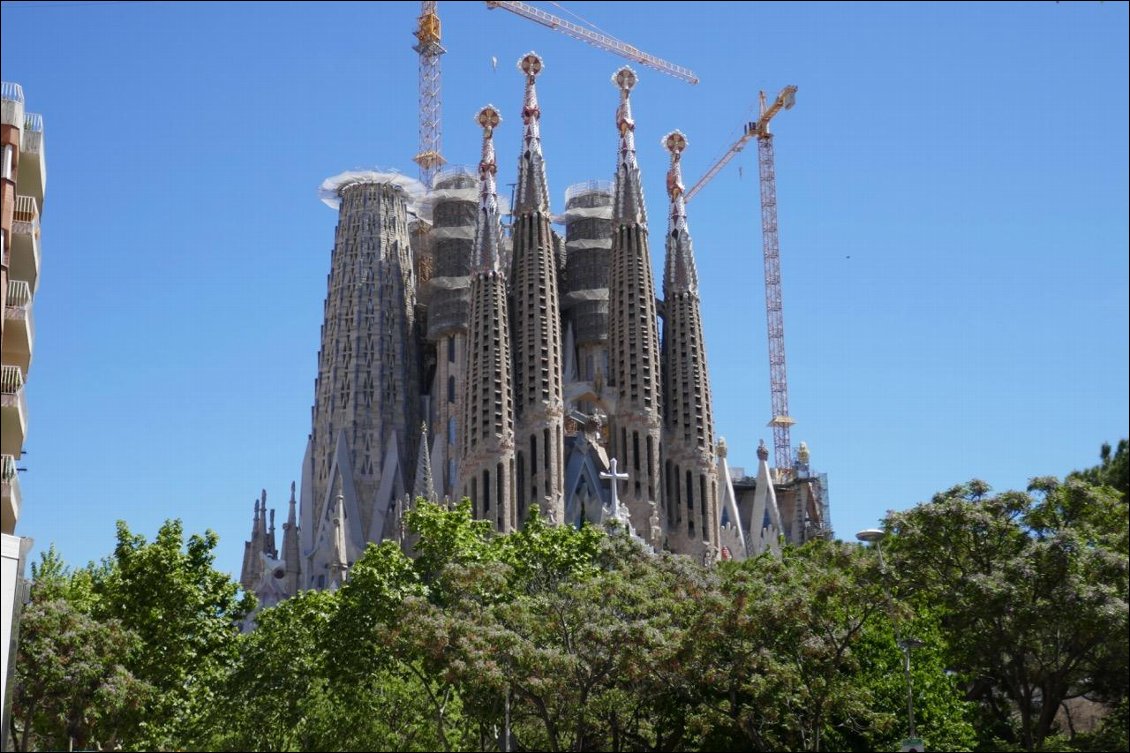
239;58;831;605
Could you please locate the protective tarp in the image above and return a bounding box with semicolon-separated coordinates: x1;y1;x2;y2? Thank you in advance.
554;205;614;224
319;169;426;211
565;238;612;250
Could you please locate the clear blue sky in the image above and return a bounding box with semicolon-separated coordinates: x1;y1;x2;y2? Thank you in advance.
2;1;1127;579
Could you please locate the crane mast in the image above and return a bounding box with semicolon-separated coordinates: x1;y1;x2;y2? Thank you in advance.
686;85;797;471
758;119;793;471
413;1;446;186
485;0;698;84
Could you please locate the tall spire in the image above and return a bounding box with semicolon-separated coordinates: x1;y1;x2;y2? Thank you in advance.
282;480;301;596
660;129;718;558
612;66;646;224
461;105;517;532
414;422;436;501
607;65;662;535
514;52;549;213
473;105;503;273
239;497;261;590
662;130;699;296
509;52;565;526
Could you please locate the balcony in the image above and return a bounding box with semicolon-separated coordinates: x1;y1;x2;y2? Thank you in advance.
11;195;39;292
1;82;24;130
1;454;19;535
0;366;26;456
3;280;33;375
19;113;45;206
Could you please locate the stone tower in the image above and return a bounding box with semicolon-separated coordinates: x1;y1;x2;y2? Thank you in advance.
509;53;565;526
300;175;420;589
561;181;613;389
607;67;663;533
460;105;517;533
425;166;478;498
659;131;719;558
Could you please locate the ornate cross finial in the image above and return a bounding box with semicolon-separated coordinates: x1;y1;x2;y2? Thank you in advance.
613;66;637;138
663;130;687;200
476;105;501;161
515;52;550;214
611;66;646;224
474;105;503;272
662;129;698;295
519;51;543;90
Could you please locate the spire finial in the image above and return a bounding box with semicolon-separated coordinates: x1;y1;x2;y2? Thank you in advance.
662;129;698;295
515;52;550;213
613;66;637;143
757;439;770;462
612;66;646;224
473;105;503;272
662;130;687;199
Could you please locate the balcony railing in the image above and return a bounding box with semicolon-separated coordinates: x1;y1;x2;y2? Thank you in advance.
0;82;24;104
13;195;39;236
1;454;15;482
22;113;44;159
0;365;23;394
7;280;31;309
0;366;27;431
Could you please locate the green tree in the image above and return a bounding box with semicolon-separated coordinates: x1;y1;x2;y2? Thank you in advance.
1070;439;1129;499
885;478;1129;751
94;520;254;750
10;558;150;753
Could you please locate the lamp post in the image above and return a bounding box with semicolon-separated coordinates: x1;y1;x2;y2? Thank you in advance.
857;528;924;750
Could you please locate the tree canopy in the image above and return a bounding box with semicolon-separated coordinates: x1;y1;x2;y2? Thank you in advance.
11;440;1127;752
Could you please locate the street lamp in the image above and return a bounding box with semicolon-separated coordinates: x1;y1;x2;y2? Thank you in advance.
857;528;924;750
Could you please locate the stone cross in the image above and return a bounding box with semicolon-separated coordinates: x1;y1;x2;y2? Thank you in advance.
600;458;630;523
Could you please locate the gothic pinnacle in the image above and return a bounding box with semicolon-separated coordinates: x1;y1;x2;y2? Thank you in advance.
515;52;549;214
612;66;646;225
662;129;698;295
473;105;503;273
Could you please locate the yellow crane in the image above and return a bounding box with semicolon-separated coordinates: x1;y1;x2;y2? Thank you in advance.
685;85;798;471
412;1;698;186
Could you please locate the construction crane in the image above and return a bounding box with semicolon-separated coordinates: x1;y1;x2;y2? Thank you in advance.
411;1;698;186
413;2;446;186
685;85;798;471
485;1;698;85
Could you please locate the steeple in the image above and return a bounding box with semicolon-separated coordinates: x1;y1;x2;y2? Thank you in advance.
509;52;565;526
473;105;504;273
606;66;662;534
414;421;436;501
514;52;550;213
239;497;261;590
460;105;517;532
612;67;646;225
282;480;301;596
660;130;719;558
267;508;277;559
661;130;699;296
303;167;421;579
